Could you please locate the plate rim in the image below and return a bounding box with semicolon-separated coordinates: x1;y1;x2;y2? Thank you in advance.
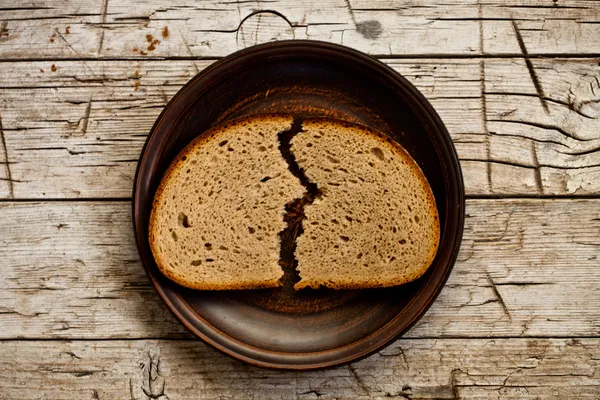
132;39;465;370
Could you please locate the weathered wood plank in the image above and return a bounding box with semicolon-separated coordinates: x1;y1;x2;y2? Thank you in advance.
0;58;487;198
1;57;599;198
0;0;476;59
480;0;600;55
1;338;599;399
0;199;598;339
1;0;600;59
484;58;600;195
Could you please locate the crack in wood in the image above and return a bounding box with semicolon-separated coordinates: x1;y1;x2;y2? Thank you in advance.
485;130;566;148
488;118;594;142
347;364;369;395
1;16;73;22
0;6;55;11
79;97;92;137
62;351;82;359
52;321;71;331
479;60;493;194
557;145;600;157
495;281;551;287
512;19;550;114
343;0;357;25
178;33;199;74
97;0;109;55
486;91;596;120
478;1;484;54
397;347;409;370
140;351;167;399
470;298;500;307
486;272;512;321
299;389;323;398
387;392;413;400
508;4;590;10
54;27;79;56
39;367;107;376
0;112;14;198
531;141;544;194
475;209;513;244
160;89;169;106
0;310;47;317
129;378;136;400
432;17;534;22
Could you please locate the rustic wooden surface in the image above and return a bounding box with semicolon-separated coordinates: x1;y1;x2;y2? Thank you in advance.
1;0;599;398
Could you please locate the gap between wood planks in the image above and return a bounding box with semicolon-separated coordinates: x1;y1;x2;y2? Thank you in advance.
2;53;600;63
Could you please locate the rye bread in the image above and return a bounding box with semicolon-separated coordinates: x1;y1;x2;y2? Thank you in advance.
149;115;305;290
290;119;440;289
150;115;439;291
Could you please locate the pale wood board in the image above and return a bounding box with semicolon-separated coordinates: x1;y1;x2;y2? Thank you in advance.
484;58;600;195
0;199;598;339
1;338;599;399
2;0;600;395
0;58;599;198
1;0;600;59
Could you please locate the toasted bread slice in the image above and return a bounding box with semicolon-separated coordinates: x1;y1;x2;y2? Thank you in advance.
291;119;440;289
149;115;305;290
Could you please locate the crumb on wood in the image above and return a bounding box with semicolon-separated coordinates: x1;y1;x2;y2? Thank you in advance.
40;68;44;73
134;81;141;91
148;39;160;51
51;64;57;72
146;34;153;43
65;26;70;34
162;26;169;38
133;47;139;52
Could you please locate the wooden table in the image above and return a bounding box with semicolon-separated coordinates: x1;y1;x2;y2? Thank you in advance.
1;0;600;398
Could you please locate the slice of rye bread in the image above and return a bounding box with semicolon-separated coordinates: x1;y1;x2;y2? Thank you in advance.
149;115;305;290
290;119;440;290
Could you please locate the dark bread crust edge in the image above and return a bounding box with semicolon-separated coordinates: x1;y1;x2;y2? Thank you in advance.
148;114;293;290
295;118;441;290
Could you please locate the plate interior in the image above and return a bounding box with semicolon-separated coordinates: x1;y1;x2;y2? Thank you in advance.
133;42;463;369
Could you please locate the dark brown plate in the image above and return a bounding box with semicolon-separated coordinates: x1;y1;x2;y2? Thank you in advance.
133;40;464;370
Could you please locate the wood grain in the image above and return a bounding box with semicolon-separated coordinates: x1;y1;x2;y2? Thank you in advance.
1;0;600;59
1;338;599;399
484;58;600;195
0;58;598;198
1;0;599;394
1;199;598;339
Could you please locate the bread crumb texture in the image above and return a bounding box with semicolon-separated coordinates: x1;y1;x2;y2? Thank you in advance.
291;119;440;290
149;115;305;290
